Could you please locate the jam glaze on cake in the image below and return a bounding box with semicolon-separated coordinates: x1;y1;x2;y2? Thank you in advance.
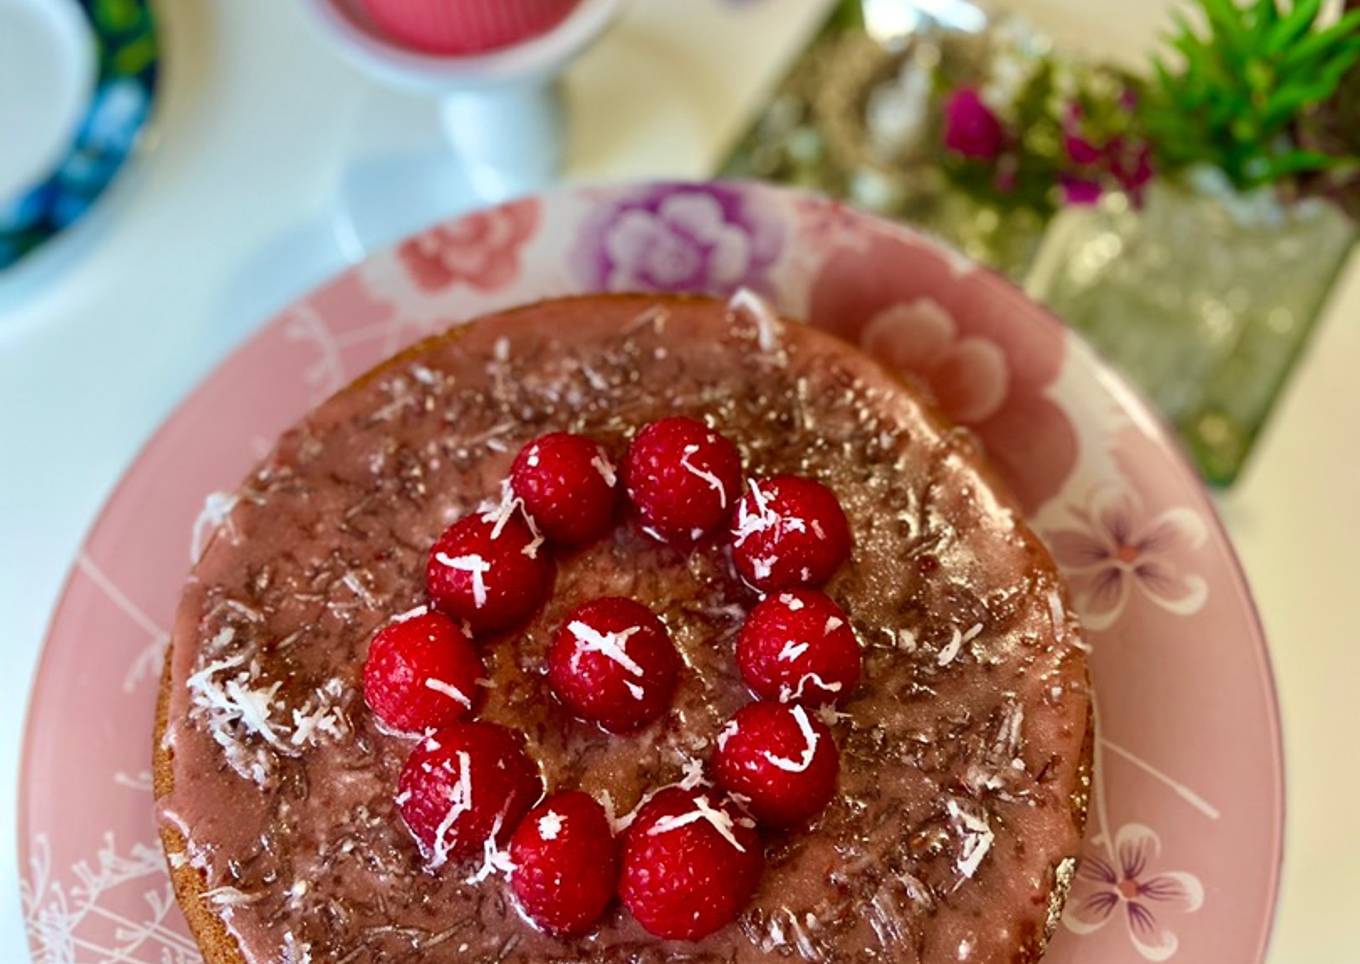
155;293;1091;963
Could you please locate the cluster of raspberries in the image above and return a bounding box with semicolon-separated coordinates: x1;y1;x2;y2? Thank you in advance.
360;416;862;940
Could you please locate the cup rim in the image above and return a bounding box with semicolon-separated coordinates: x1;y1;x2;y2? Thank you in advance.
302;0;626;91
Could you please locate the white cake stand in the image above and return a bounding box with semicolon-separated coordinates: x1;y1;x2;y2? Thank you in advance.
302;0;624;252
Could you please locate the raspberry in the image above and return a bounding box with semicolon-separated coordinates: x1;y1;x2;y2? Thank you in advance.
510;432;619;546
397;722;543;870
713;702;839;828
508;790;619;936
362;608;485;734
730;475;851;591
426;511;553;637
547;597;680;733
624;417;743;545
737;589;861;706
619;785;763;940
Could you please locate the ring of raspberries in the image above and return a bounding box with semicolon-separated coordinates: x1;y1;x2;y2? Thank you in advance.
361;415;861;941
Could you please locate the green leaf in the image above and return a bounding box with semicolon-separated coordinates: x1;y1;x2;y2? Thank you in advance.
112;34;156;76
1199;0;1250;57
1259;148;1342;180
1306;38;1360;86
1230;114;1260;142
1150;54;1177;94
1172;29;1235;93
1262;49;1360;126
1245;57;1274;96
95;0;140;31
1279;9;1360;72
1140;0;1360;185
1169;9;1204;48
1265;0;1323;54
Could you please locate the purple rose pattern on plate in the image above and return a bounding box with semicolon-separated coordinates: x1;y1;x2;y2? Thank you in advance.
571;182;784;297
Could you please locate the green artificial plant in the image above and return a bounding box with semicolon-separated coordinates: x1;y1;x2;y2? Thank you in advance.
1142;0;1360;188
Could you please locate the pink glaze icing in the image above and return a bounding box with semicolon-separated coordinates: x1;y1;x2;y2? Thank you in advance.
157;294;1090;963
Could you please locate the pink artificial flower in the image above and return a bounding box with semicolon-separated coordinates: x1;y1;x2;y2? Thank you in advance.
1058;99;1156;207
1062;103;1102;166
1061;175;1103;205
943;88;1005;161
993;154;1019;194
1065;132;1104;166
1109;138;1154;203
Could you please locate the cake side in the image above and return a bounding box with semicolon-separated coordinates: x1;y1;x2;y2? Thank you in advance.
154;638;244;964
154;292;1092;963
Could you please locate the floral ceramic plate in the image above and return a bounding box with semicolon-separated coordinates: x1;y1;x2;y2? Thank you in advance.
19;181;1281;963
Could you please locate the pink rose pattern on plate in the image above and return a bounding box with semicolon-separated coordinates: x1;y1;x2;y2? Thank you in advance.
19;182;1281;964
862;297;1012;424
805;228;1079;514
397;197;540;293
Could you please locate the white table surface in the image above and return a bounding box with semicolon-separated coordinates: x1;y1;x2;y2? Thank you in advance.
2;0;1356;960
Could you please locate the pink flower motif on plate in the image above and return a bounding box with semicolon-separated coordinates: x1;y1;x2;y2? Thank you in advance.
807;233;1078;513
1047;485;1208;630
397;197;540;292
861;298;1010;424
792;195;871;252
1064;823;1205;961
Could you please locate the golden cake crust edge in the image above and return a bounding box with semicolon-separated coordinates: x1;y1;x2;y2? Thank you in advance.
155;655;243;964
152;293;1093;964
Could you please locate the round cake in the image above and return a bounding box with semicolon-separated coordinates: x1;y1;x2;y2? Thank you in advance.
154;292;1091;963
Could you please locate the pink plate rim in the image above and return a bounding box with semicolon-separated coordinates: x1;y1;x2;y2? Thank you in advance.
1081;342;1285;961
17;179;1284;963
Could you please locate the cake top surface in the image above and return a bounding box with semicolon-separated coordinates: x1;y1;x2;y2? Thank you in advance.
157;293;1090;964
